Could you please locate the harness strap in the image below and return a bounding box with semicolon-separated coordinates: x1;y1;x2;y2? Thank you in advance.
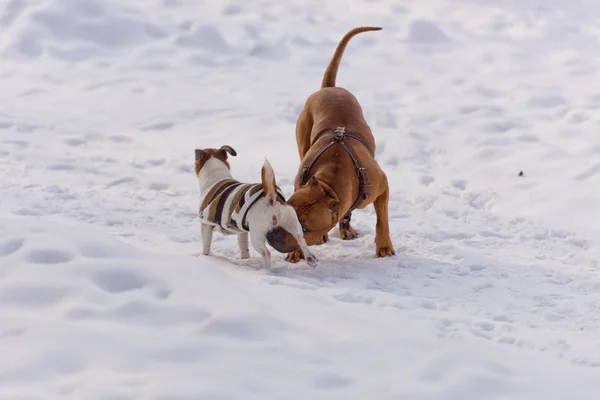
299;127;372;216
240;188;286;231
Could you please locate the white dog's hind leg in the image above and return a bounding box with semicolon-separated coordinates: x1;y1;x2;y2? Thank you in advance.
237;232;250;259
250;232;271;268
201;223;214;256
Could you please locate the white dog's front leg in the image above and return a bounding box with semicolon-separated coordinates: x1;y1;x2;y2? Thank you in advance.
237;232;250;259
250;232;271;268
282;209;319;268
295;235;318;268
201;223;213;256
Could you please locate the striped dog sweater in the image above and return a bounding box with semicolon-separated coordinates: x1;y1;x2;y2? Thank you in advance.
199;178;286;234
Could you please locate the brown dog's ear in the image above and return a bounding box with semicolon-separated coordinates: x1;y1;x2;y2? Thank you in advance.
218;145;237;158
309;176;320;188
309;177;341;216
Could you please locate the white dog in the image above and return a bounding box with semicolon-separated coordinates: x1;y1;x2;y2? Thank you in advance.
194;145;318;268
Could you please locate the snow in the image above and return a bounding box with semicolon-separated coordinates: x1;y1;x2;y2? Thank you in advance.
1;0;600;398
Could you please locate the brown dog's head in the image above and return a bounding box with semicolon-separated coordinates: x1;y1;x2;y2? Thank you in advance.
267;176;341;252
194;145;237;174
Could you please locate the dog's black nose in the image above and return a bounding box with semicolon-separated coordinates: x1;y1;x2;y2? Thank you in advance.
266;226;299;253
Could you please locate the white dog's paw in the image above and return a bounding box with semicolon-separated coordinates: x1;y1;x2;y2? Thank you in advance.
305;254;319;268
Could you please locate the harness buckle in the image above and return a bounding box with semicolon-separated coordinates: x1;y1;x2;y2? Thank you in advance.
333;127;346;142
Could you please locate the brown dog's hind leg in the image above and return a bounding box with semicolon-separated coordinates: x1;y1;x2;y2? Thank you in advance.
339;213;358;240
373;187;395;257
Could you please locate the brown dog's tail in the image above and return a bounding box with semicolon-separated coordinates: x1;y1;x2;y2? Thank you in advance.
261;158;278;206
321;26;382;89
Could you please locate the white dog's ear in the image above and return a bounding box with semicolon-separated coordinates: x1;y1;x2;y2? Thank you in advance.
195;149;208;174
195;149;206;162
261;158;277;205
218;145;237;157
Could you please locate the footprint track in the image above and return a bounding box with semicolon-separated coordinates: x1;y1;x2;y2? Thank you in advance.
313;373;354;390
201;314;292;341
24;248;73;264
573;163;600;181
90;268;148;294
89;267;170;299
66;300;209;327
0;283;74;308
0;238;25;257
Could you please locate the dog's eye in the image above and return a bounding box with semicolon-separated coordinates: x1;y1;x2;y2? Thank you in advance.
300;223;309;233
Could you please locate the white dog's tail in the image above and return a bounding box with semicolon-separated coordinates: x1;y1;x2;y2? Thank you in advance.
261;158;278;206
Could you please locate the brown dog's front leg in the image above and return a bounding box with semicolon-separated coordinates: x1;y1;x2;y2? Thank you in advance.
339;213;358;240
316;233;329;245
286;232;328;263
285;249;305;263
373;188;395;257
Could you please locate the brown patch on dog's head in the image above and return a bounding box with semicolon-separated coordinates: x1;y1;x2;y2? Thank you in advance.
266;226;300;253
194;145;237;175
286;176;340;245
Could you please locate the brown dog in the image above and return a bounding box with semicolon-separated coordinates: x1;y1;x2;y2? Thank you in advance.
266;26;396;262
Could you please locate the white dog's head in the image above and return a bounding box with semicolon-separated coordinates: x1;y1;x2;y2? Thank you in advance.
194;145;237;175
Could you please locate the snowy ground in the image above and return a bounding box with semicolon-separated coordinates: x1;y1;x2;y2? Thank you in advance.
2;0;600;398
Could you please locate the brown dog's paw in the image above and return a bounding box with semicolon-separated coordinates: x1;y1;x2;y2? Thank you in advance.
339;224;358;240
285;249;305;263
376;245;396;258
316;233;329;245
